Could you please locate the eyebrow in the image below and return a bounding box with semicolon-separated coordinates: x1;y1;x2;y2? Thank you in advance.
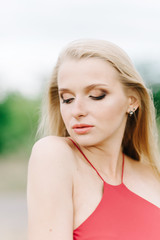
58;84;108;92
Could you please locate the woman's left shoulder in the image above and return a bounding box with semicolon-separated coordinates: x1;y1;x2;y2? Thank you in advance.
125;156;160;204
126;156;160;188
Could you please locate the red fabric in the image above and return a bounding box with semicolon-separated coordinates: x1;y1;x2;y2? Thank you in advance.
69;139;160;240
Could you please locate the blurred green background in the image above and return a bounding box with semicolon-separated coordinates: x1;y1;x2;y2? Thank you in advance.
0;93;40;240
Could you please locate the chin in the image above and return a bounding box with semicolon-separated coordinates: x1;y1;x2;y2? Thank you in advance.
71;134;102;147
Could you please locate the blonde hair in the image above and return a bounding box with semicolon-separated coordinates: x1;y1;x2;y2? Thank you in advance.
38;39;160;175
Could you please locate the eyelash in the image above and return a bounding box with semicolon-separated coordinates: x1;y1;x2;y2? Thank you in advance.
61;93;106;104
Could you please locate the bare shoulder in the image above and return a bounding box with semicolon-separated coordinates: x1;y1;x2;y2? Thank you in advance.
127;156;159;180
27;136;75;240
32;135;75;159
125;155;160;196
29;136;76;172
33;135;73;149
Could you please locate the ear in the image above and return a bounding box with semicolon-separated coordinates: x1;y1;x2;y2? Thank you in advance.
127;94;139;114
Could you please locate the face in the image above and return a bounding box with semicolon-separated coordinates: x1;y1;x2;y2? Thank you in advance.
58;58;131;147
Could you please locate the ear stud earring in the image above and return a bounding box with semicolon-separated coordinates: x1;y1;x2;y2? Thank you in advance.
129;108;136;116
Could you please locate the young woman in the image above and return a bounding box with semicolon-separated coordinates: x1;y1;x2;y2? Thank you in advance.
27;39;160;240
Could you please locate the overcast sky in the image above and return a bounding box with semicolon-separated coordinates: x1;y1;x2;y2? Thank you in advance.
0;0;160;97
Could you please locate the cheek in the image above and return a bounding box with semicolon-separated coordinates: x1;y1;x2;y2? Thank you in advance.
95;96;127;121
60;105;66;121
60;105;70;125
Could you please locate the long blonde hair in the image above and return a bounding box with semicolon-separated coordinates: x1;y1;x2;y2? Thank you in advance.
38;39;160;175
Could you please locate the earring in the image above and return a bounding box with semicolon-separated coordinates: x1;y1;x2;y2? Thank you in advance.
129;110;134;116
129;108;135;116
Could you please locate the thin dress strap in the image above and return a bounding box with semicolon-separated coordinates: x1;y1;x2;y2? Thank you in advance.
69;138;105;182
69;138;125;184
121;153;125;184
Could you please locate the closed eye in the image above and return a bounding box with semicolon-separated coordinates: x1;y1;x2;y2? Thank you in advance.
62;98;74;104
61;93;106;104
89;93;106;100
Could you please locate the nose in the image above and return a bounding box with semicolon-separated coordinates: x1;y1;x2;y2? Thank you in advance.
71;97;88;118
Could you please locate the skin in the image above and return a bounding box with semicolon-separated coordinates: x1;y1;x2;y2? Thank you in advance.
27;58;160;240
58;58;136;176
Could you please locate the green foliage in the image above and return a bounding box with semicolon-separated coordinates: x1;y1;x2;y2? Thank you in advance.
0;92;40;156
152;83;160;117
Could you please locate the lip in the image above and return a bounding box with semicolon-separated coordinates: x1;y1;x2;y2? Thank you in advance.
72;124;93;129
72;124;94;134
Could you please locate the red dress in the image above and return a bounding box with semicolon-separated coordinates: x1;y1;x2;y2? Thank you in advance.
70;139;160;240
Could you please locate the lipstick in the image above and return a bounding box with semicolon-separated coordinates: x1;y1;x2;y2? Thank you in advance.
72;124;93;134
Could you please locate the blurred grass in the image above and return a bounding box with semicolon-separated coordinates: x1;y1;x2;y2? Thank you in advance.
0;154;28;240
0;92;37;240
0;154;28;193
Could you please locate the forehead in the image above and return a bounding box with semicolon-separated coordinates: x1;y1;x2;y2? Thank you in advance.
57;58;120;88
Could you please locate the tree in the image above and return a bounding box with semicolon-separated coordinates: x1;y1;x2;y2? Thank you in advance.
0;92;40;156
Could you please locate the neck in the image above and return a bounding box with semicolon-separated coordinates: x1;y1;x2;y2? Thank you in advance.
80;137;124;182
